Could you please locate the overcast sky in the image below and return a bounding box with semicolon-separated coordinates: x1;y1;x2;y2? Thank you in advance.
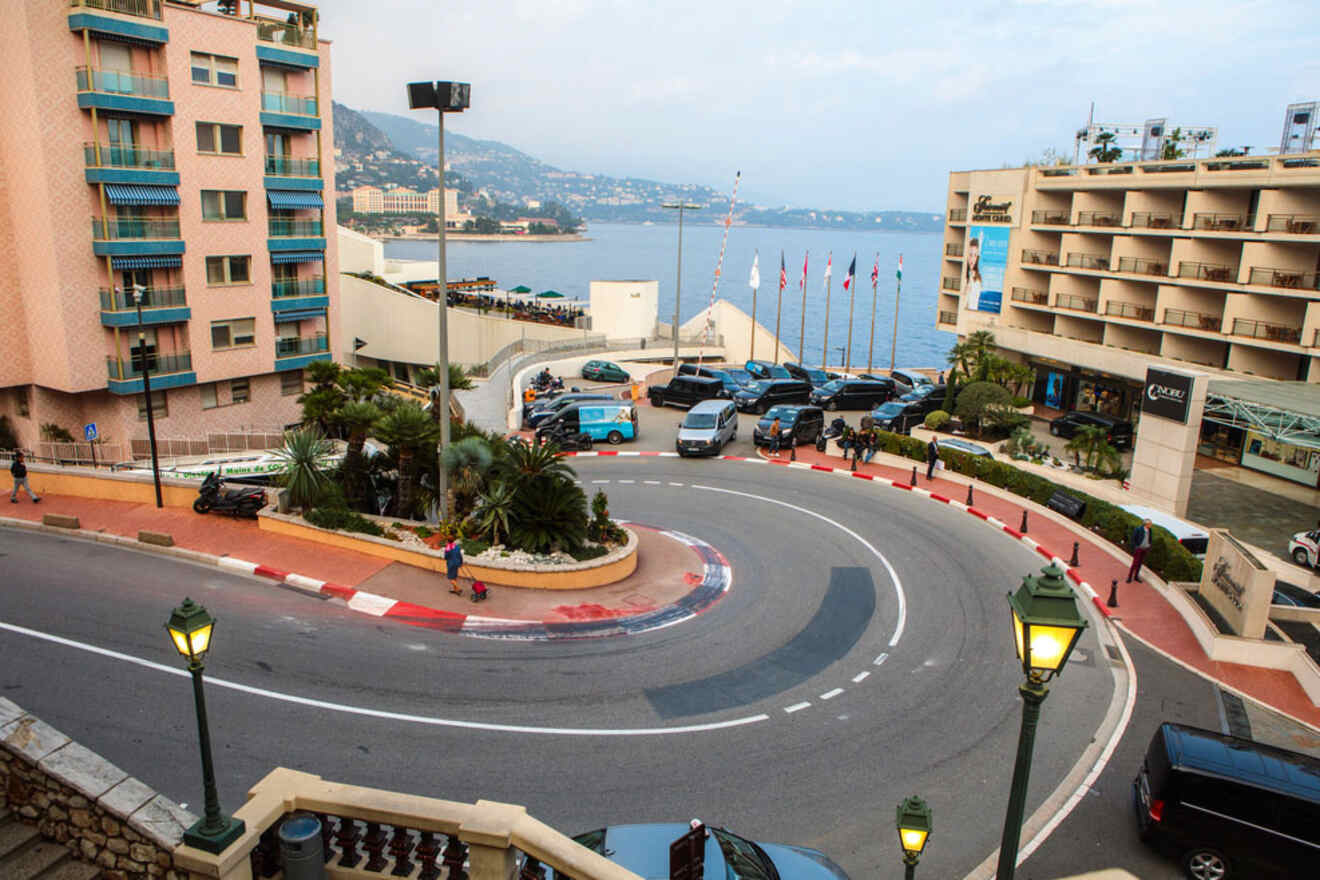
323;0;1315;213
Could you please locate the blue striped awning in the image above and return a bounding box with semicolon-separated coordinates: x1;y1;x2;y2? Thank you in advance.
274;308;326;322
270;250;324;265
267;190;324;209
104;184;180;206
110;255;183;270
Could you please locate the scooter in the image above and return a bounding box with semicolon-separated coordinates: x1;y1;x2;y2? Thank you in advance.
536;427;593;451
193;472;266;518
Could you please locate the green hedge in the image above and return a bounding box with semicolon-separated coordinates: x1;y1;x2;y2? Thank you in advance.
304;506;385;537
869;429;1203;584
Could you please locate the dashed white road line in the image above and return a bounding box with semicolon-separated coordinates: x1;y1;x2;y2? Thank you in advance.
820;688;844;700
617;479;635;484
643;480;661;485
852;671;870;683
784;702;811;714
591;479;610;484
874;653;889;666
668;482;685;487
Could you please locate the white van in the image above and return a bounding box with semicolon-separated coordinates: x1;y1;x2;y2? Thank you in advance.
676;400;738;457
1118;504;1210;558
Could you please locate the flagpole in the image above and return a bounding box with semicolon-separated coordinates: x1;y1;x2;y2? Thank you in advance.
844;253;857;373
821;253;832;369
867;251;879;372
889;254;903;371
748;250;759;362
774;251;785;363
700;170;740;368
797;252;808;363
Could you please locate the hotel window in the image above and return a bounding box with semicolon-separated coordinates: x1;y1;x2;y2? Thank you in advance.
200;383;218;410
231;378;250;404
16;387;30;418
137;390;167;421
196;122;242;155
191;52;237;87
280;370;303;396
205;255;250;285
211;317;256;350
201;190;246;221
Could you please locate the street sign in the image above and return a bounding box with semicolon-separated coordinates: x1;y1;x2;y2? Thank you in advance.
84;423;98;441
669;824;706;880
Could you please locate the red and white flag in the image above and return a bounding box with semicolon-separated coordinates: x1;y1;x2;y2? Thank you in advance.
871;254;879;286
823;252;833;283
778;251;787;291
842;254;856;291
799;251;808;290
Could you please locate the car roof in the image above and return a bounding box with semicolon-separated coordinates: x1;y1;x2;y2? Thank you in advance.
689;399;734;413
677;375;722;385
1118;504;1208;540
1160;722;1320;801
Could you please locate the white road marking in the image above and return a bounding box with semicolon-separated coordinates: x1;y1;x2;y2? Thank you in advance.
668;482;685;487
852;671;870;683
874;653;889;666
218;557;257;575
0;620;771;737
820;688;843;700
591;479;610;484
987;517;1005;528
643;480;661;485
617;479;635;484
784;702;811;713
347;592;397;617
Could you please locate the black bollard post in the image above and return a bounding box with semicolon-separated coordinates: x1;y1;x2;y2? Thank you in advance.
1107;579;1119;608
850;449;858;471
1069;541;1080;567
1020;509;1029;533
911;465;918;486
790;442;797;461
966;482;974;506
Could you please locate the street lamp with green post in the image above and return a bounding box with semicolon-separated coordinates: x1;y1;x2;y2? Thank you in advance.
995;563;1088;880
895;795;932;879
166;598;245;853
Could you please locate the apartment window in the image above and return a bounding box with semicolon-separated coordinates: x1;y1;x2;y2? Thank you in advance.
196;122;242;155
200;383;218;410
16;387;30;418
211;317;256;350
201;190;246;221
137;390;167;421
231;378;251;404
191;52;237;87
205;255;250;285
280;370;303;396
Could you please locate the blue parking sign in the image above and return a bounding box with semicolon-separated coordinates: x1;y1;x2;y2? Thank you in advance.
84;423;98;441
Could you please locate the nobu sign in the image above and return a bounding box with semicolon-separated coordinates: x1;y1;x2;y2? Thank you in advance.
1143;368;1194;423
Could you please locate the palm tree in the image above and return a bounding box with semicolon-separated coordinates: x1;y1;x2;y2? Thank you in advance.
415;362;475;392
298;359;345;435
335;400;381;507
337;366;391;403
1089;130;1122;163
471;480;516;547
497;438;577;490
1065;425;1109;470
441;435;493;516
964;330;996;380
510;479;588;553
271;426;334;509
374;401;441;518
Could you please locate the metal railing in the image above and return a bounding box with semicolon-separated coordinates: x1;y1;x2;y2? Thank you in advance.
1076;210;1120;227
1128;211;1180;229
1065;253;1109;270
1177;261;1236;283
275;335;329;358
268;218;324;237
938;310;957;324
1191;212;1245;231
945;243;964;257
106;351;191;380
83;142;173;169
1021;249;1059;266
75;66;168;98
1162;308;1221;331
272;277;325;298
1115;256;1167;276
1030;210;1069;225
98;286;185;311
1010;286;1049;305
132;431;288;461
1104;300;1154;321
1231;318;1302;344
264;155;320;177
942;275;961;291
1265;214;1319;234
1246;266;1320;290
69;0;160;20
256;20;318;50
948;208;967;222
261;91;318;116
1053;293;1098;313
91;216;180;240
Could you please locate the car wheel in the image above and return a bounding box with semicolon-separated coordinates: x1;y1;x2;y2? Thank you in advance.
1183;846;1230;880
1293;547;1312;567
193;498;212;514
607;430;624;445
651;393;664;407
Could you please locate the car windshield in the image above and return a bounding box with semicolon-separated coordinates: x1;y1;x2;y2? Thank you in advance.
683;413;718;428
710;828;778;880
805;369;828;382
741;381;771;393
820;379;844;393
874;402;905;416
767;365;791;378
763;407;797;424
728;369;752;385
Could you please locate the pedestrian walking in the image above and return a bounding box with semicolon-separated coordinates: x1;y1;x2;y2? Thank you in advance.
1127;518;1152;583
768;416;782;454
9;452;40;504
926;438;939;480
443;536;464;594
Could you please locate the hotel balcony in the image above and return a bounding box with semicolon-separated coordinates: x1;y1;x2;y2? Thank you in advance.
83;142;177;185
105;350;194;394
1230;317;1302;345
98;285;188;327
1177;261;1236;283
1191;212;1245;231
1010;286;1049;306
271;276;328;316
944;243;964;257
1104;300;1154;322
260;91;320;130
91;215;184;256
1115;256;1167;277
1064;252;1109;271
274;334;330;371
948;208;967;223
1265;214;1319;235
1030;210;1069;226
941;275;961;291
1129;212;1180;230
1053;293;1098;313
265;155;321;178
269;218;323;238
1021;249;1059;267
256;19;318;51
1162;308;1222;332
1246;266;1320;291
70;0;161;20
75;66;172;115
1075;210;1121;228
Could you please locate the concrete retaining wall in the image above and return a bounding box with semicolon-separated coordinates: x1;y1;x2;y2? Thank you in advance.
21;463;201;508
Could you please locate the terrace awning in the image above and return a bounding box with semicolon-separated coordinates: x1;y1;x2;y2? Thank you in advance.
110;255;182;270
270;251;324;264
104;184;179;206
274;308;326;322
267;190;324;209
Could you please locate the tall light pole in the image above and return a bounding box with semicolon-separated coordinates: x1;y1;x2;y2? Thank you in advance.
662;202;700;372
407;80;470;518
128;284;162;507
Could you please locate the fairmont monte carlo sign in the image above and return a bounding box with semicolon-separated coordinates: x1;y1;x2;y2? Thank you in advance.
970;194;1015;224
1142;367;1194;423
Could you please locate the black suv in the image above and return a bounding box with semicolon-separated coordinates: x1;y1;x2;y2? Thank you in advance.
647;374;726;409
753;405;824;447
732;379;812;413
810;378;896;410
678;363;746;396
869;392;944;434
782;363;831;387
745;360;792;380
1049;410;1134;449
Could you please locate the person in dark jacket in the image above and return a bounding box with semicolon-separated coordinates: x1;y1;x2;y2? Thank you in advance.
10;452;40;503
926;439;939;480
1127;518;1152;583
444;537;464;595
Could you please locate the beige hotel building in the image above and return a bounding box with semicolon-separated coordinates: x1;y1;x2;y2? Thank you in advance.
937;151;1320;488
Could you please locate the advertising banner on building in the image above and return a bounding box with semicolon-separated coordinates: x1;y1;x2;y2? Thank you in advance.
1142;367;1194;423
965;225;1009;314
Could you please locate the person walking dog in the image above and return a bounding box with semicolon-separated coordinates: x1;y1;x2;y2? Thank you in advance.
926;438;939;480
10;452;40;504
1127;518;1153;583
443;536;464;595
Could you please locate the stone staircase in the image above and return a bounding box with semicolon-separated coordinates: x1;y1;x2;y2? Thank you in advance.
0;809;100;880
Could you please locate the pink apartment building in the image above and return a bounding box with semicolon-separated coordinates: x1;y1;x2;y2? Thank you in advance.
0;0;337;451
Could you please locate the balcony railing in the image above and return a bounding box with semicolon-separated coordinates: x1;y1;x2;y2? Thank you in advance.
261;91;318;116
273;277;326;298
1116;256;1167;276
1177;261;1236;283
83;142;174;170
944;243;963;257
1246;266;1320;291
1265;214;1319;234
1162;308;1221;331
69;0;161;20
1105;300;1154;321
91;216;180;240
1010;286;1049;306
256;20;318;50
937;310;957;325
269;218;324;237
1065;253;1109;270
1054;293;1098;313
264;155;320;177
1021;249;1059;266
1230;317;1302;344
106;351;191;380
948;208;967;222
941;275;961;291
1191;212;1245;231
99;286;185;311
276;335;329;358
1129;212;1180;230
75;66;168;99
1030;210;1069;225
1076;210;1120;227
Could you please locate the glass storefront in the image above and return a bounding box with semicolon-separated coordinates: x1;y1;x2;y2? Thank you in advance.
1030;363;1139;419
1240;430;1320;487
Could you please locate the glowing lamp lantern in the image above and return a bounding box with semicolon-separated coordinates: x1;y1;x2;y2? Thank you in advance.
895;795;933;869
166;597;215;664
1006;563;1087;682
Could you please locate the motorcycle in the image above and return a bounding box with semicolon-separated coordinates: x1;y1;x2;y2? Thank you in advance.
193;472;266;518
536;426;593;451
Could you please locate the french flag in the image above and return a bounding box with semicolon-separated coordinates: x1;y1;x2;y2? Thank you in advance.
842;254;857;291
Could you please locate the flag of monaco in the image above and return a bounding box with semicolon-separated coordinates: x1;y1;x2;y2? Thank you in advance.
800;251;809;289
823;252;832;282
842;254;856;291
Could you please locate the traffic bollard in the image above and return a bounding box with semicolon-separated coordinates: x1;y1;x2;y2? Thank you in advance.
911;465;918;486
1069;541;1080;567
1020;509;1029;533
790;442;796;461
279;814;326;880
850;451;858;471
1107;579;1120;608
966;482;974;506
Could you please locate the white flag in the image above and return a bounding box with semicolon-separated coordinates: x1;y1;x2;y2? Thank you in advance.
823;252;833;282
749;252;760;289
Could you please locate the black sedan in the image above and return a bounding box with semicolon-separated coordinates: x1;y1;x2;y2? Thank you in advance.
752;404;824;447
810;378;896;410
1049;410;1134;449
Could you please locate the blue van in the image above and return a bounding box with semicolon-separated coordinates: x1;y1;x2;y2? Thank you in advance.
535;401;638;445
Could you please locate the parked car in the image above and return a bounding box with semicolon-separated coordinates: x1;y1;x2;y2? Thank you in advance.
525;393;614;428
937;437;992;457
1288;529;1319;568
555;823;850;880
648;374;727;409
580;360;631;383
1272;581;1320;607
1118;504;1210;558
1049;410;1134;449
1133;722;1320;880
809;378;896;411
753;404;824;447
869;394;943;434
675;400;738;457
535;402;638;445
783;362;831;386
733;379;812;413
679;363;746;396
891;368;934;389
726;368;755;388
745;359;792;380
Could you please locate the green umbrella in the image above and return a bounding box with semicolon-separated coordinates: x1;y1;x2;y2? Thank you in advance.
537;290;564;298
510;285;532;293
